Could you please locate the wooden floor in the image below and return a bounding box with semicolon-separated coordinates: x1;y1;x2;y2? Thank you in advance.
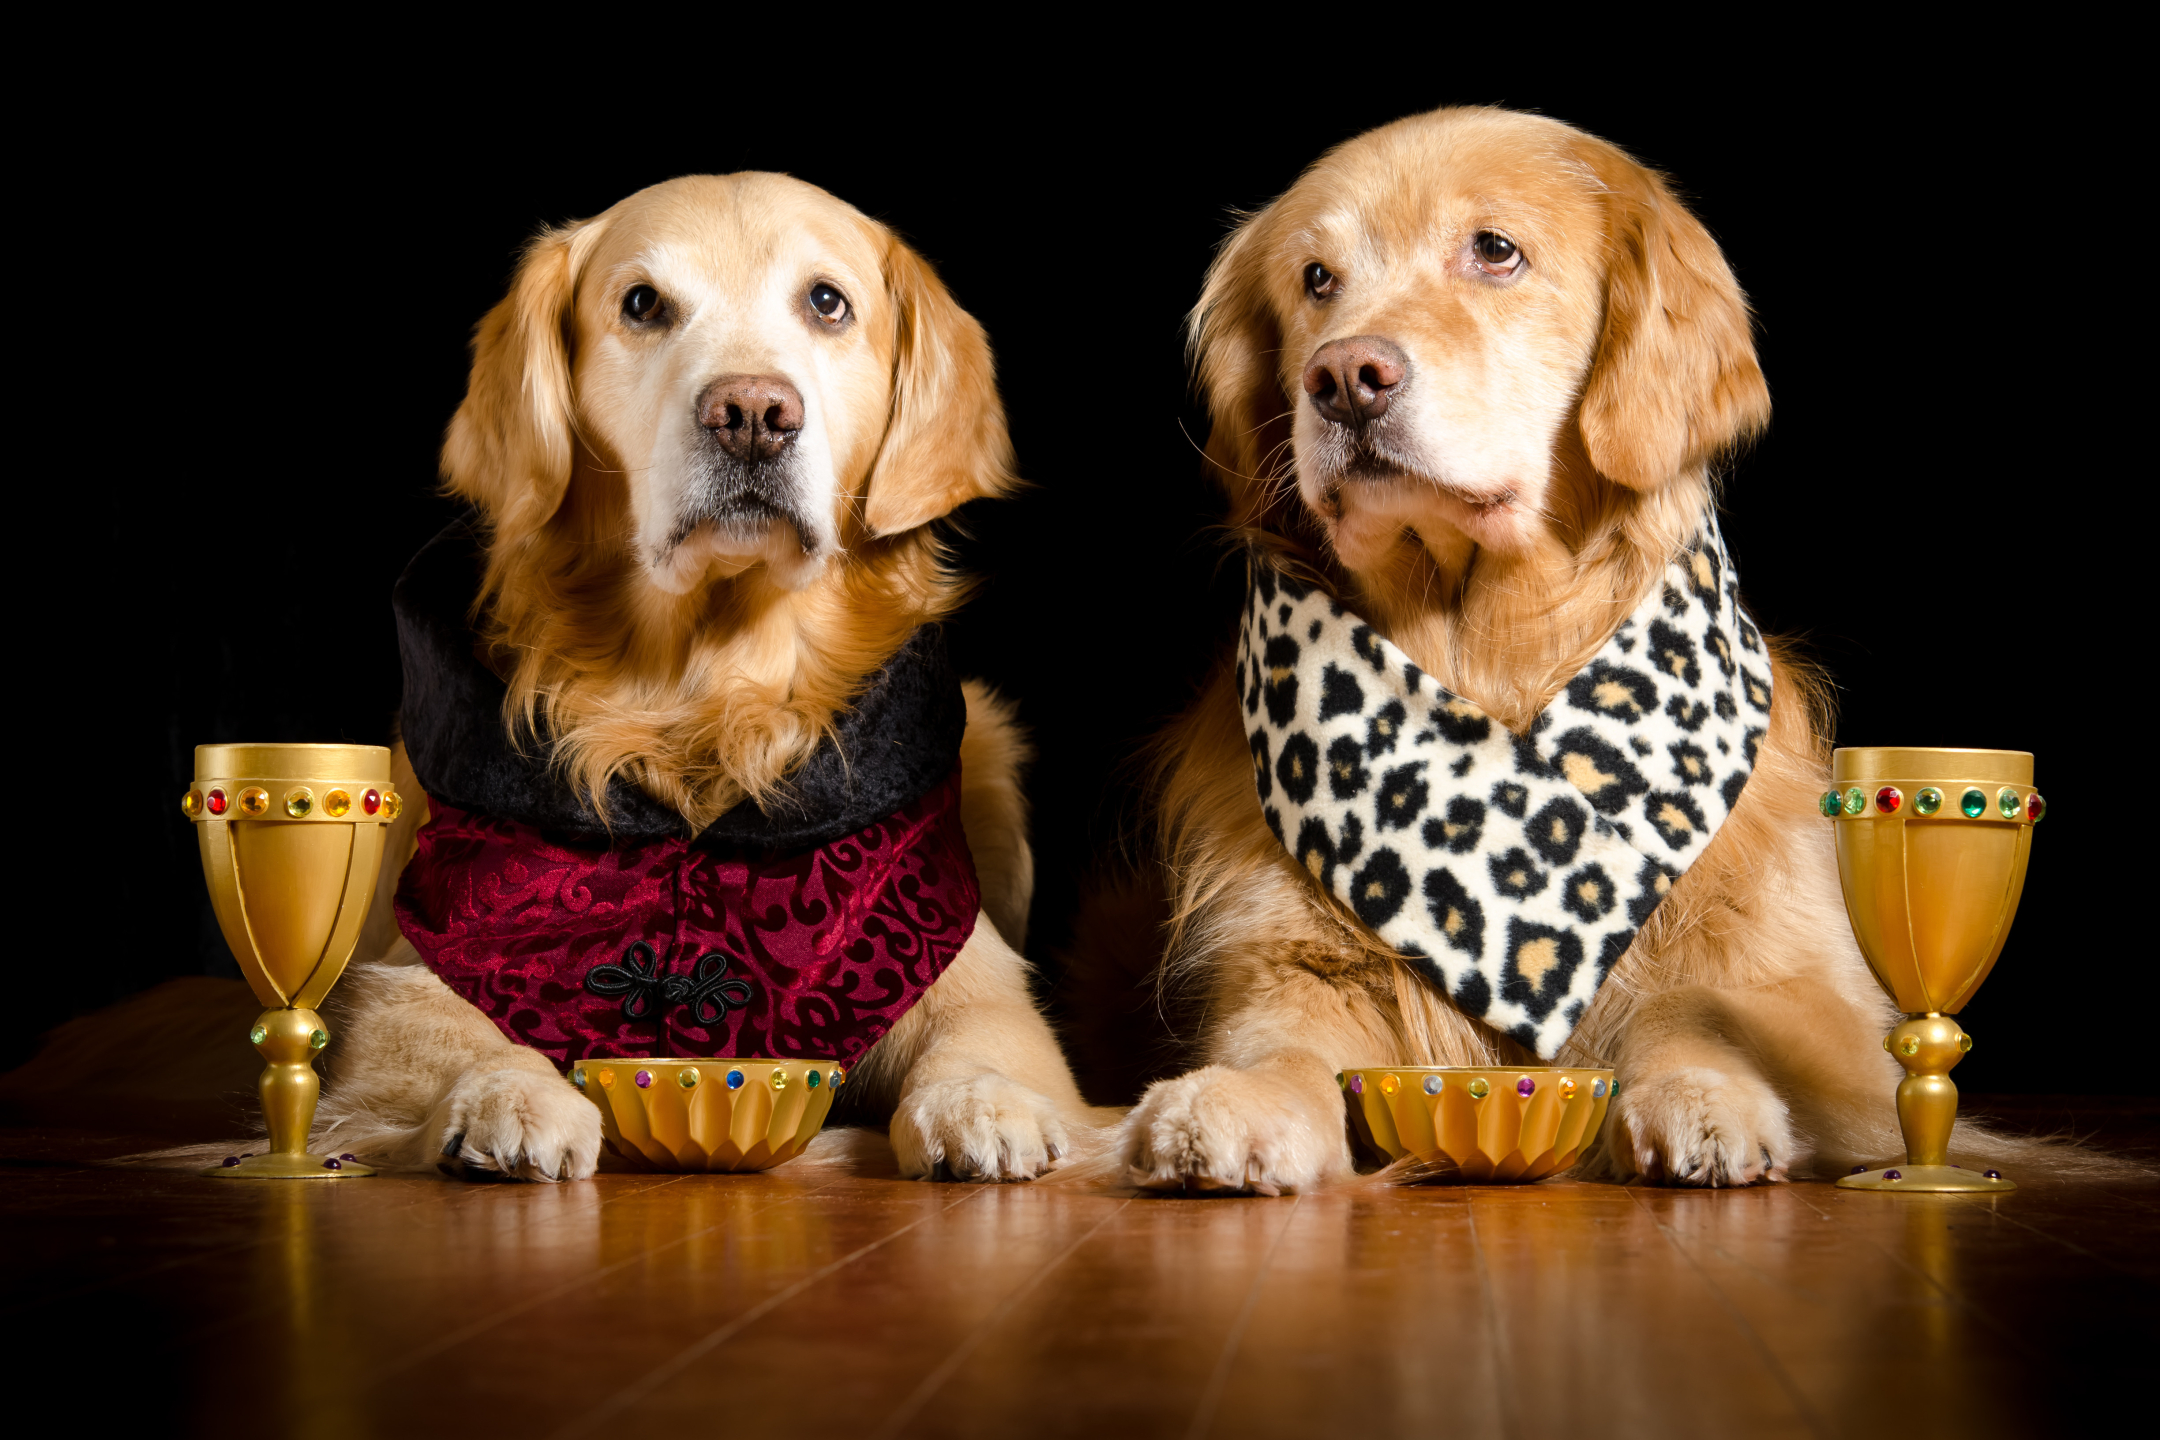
4;1107;2153;1440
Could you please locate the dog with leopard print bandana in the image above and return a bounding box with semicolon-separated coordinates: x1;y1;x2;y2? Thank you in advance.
1107;108;1913;1193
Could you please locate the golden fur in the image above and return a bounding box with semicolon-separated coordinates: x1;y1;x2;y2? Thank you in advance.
312;173;1103;1182
1115;108;1940;1191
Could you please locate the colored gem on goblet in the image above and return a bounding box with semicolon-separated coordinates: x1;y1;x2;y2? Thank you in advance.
1900;1036;1919;1056
1843;788;1866;816
1349;1074;1365;1094
1423;1074;1442;1095
807;1070;822;1089
831;1067;846;1088
1818;790;1840;818
772;1069;789;1090
324;1159;341;1170
1874;786;1901;814
249;1024;267;1045
599;1069;615;1087
323;789;351;818
633;1069;652;1088
1959;1033;1973;1053
1516;1076;1536;1097
1558;1077;1577;1099
1984;1169;2002;1180
726;1069;744;1089
309;1029;328;1050
180;790;203;818
362;788;381;816
2027;793;2045;822
224;1156;241;1168
1467;1079;1489;1099
1960;787;1987;818
1380;1074;1399;1094
1883;1170;1902;1181
1592;1078;1608;1098
341;1154;356;1162
205;787;227;815
1915;787;1942;816
678;1068;699;1089
239;786;269;816
1997;787;2020;818
1852;1165;1866;1174
571;1070;586;1088
285;787;314;818
382;790;403;820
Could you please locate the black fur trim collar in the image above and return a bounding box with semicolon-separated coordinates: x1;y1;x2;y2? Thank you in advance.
393;520;966;854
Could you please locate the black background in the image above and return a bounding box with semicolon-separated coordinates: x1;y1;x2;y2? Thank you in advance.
34;71;2129;1095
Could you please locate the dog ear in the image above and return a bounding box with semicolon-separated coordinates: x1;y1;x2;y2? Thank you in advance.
441;221;600;542
1577;152;1771;490
1189;208;1296;532
861;241;1017;537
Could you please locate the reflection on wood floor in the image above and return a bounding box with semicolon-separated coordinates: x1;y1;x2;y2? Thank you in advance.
3;1112;2152;1439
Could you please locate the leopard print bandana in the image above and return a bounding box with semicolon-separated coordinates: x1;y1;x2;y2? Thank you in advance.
1236;516;1772;1058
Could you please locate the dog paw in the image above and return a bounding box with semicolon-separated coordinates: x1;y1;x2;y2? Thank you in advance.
1606;1066;1792;1187
435;1066;601;1183
892;1073;1070;1181
1122;1065;1345;1195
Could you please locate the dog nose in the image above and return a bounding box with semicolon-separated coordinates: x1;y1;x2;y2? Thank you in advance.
697;375;804;461
1303;337;1407;427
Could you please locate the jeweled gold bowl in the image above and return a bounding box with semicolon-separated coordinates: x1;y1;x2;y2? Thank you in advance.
1342;1065;1615;1182
572;1059;844;1172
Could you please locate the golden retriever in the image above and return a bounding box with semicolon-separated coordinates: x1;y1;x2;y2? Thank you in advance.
316;173;1096;1182
1117;107;1913;1191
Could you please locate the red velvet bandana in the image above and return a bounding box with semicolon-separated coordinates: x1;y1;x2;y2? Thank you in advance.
394;768;979;1066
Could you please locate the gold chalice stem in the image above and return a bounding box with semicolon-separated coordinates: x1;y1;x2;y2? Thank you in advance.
257;1008;326;1158
1840;1015;2008;1192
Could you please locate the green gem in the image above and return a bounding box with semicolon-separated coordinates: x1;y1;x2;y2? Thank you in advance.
1818;790;1840;818
1843;788;1866;816
309;1029;328;1050
249;1024;267;1046
1915;787;1942;816
1467;1078;1490;1099
1998;787;2020;818
678;1068;699;1089
1960;787;1987;818
807;1070;822;1089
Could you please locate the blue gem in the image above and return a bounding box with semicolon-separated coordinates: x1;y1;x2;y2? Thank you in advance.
1591;1079;1608;1098
1422;1074;1441;1095
726;1069;744;1089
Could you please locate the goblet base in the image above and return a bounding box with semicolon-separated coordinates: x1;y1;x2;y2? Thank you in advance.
200;1153;377;1180
1837;1163;2012;1193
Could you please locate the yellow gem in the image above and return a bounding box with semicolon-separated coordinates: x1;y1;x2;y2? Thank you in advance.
382;790;404;820
238;787;269;817
1882;1033;1892;1052
180;790;203;818
285;788;314;818
1900;1036;1919;1056
1959;1034;1973;1053
249;1024;267;1045
678;1067;700;1089
323;789;351;818
1380;1074;1399;1095
1467;1078;1490;1099
1558;1077;1577;1100
771;1069;789;1090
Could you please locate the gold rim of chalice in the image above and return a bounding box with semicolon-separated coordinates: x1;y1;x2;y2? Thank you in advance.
1340;1065;1615;1183
571;1058;846;1172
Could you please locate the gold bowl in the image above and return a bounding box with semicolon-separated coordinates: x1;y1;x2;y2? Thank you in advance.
572;1059;844;1172
1341;1066;1615;1182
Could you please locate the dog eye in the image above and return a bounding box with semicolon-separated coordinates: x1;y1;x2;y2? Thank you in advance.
1471;232;1523;276
808;283;849;323
1304;263;1339;299
622;285;662;321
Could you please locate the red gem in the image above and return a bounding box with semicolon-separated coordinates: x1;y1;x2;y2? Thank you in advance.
362;788;381;816
2026;793;2045;822
206;788;228;815
1875;787;1902;813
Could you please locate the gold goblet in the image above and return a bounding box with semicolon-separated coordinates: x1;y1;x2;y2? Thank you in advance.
1827;747;2043;1193
183;743;399;1179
